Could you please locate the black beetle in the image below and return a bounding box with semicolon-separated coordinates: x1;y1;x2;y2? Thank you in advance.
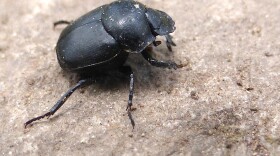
25;0;181;128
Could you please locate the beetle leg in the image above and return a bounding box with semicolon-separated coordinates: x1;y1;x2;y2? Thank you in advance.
24;78;93;128
142;49;180;69
127;72;135;129
120;66;135;129
165;34;176;52
53;20;73;29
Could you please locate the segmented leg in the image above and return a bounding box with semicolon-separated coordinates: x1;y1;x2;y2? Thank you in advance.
53;20;72;29
120;66;135;129
24;78;94;128
141;49;179;69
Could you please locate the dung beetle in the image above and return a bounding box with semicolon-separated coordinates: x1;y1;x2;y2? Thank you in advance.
25;0;181;129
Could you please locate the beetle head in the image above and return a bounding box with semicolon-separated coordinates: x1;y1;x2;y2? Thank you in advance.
145;8;176;35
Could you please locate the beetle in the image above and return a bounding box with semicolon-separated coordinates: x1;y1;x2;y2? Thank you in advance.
24;0;181;128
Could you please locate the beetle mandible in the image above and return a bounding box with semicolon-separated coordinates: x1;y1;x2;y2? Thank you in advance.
25;0;182;128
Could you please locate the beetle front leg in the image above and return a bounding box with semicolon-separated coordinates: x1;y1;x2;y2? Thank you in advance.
120;66;135;129
165;34;176;52
142;49;180;69
24;78;94;128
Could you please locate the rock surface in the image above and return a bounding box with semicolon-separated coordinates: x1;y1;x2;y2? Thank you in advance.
0;0;279;155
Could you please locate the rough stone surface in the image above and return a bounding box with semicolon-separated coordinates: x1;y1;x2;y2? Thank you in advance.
0;0;279;155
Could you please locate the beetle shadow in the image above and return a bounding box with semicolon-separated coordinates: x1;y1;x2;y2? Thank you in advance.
60;43;182;100
90;71;132;92
95;47;181;94
125;49;181;94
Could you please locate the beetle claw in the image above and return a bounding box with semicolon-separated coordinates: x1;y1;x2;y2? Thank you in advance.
127;108;135;129
24;112;52;128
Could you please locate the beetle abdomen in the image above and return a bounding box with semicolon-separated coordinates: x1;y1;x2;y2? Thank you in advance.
57;5;107;42
56;20;126;72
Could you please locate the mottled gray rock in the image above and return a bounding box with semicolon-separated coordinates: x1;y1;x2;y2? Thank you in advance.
0;0;279;155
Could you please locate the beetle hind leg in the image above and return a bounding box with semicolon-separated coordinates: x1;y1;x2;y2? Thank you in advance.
53;20;73;29
24;78;94;128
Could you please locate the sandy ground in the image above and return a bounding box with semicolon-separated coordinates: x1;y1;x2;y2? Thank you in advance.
0;0;280;155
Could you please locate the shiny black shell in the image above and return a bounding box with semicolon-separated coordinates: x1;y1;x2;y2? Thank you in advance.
56;0;175;73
